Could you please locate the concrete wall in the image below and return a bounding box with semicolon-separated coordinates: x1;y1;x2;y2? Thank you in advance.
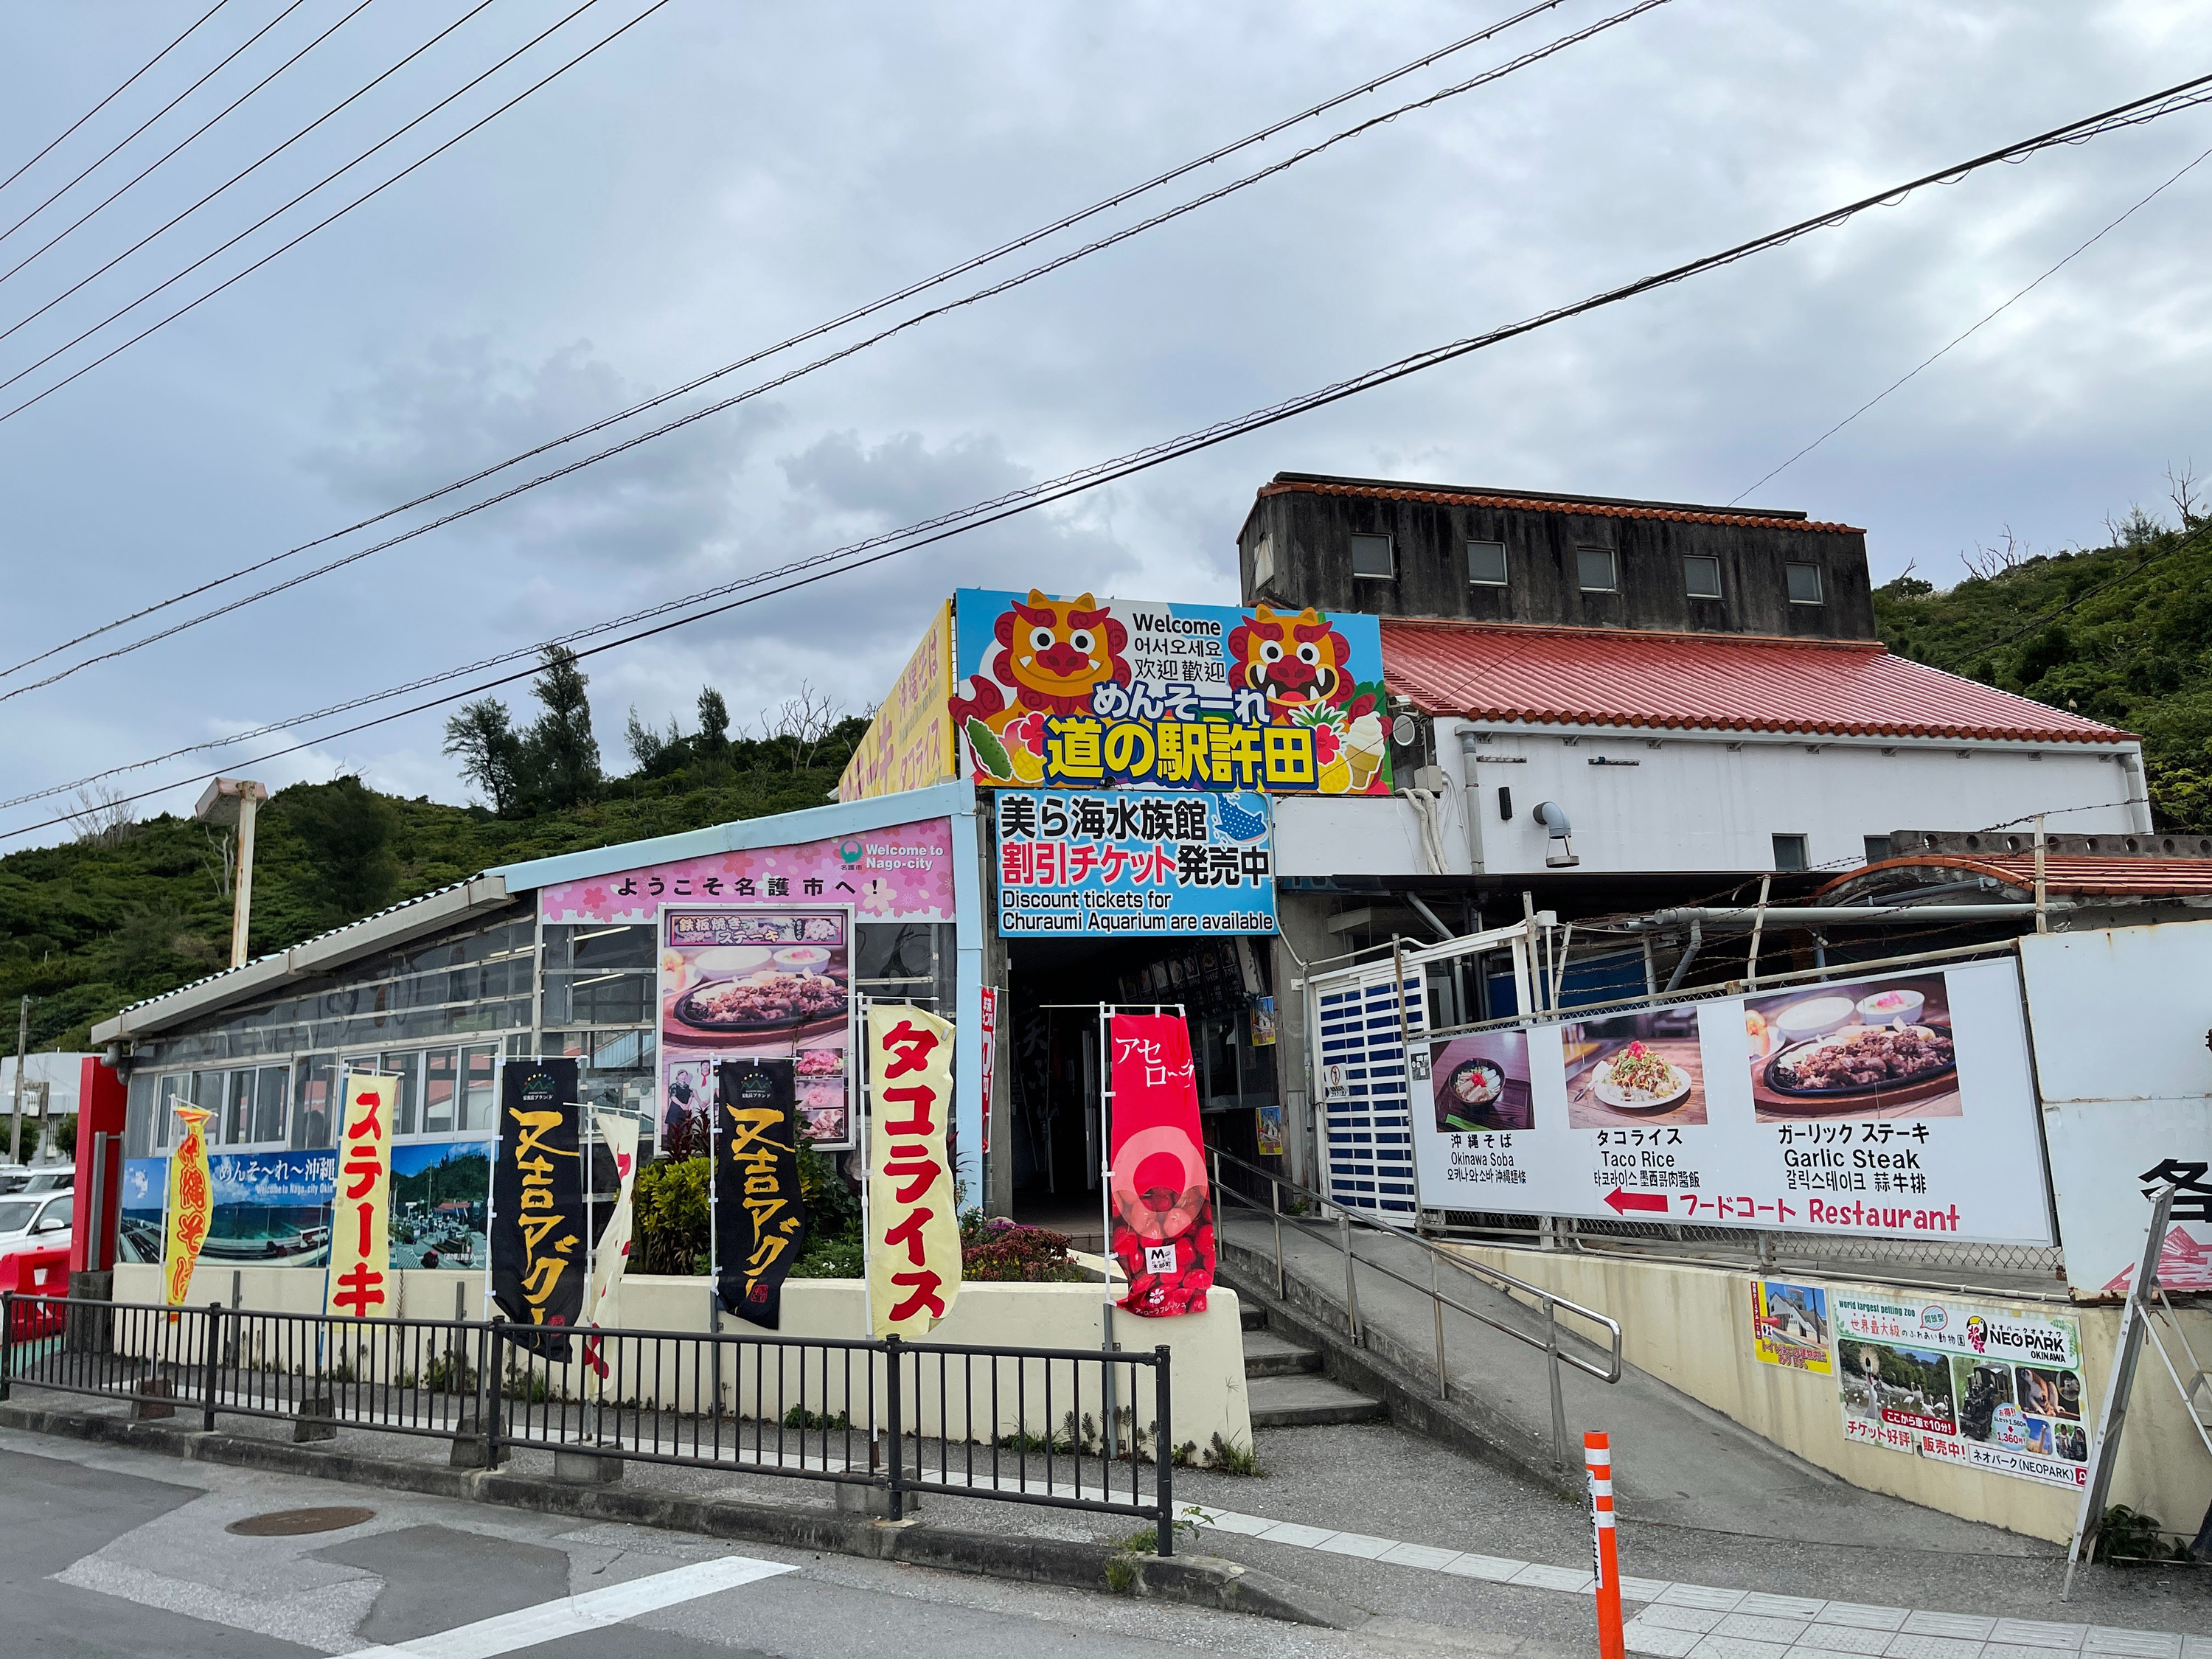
111;1264;1251;1453
1444;1245;2212;1544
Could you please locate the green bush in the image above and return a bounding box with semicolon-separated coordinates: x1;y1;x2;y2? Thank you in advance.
634;1155;710;1275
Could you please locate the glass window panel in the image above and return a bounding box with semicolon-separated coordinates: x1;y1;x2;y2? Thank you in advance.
1772;833;1809;872
563;972;650;1026
1467;540;1508;585
1576;547;1617;592
461;1044;500;1133
422;1048;459;1133
254;1066;288;1143
1349;533;1394;579
1787;562;1825;605
225;1071;254;1145
1683;555;1722;599
380;1051;420;1136
292;1055;336;1150
566;923;653;969
125;1071;157;1159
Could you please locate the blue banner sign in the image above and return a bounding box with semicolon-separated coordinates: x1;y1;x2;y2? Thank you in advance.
994;789;1277;937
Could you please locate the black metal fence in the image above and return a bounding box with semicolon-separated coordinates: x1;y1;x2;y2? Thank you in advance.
0;1293;1175;1548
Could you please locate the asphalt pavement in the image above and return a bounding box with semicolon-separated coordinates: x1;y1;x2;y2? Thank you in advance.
0;1429;1576;1658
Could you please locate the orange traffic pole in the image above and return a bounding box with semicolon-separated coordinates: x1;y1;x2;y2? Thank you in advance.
1585;1430;1624;1659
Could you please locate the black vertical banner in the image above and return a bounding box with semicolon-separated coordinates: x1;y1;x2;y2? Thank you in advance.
713;1060;807;1329
490;1058;584;1360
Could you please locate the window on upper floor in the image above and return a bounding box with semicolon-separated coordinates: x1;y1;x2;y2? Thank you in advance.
1787;563;1825;605
1350;533;1394;579
1773;833;1809;872
1683;555;1723;599
1251;533;1275;588
1576;546;1618;592
1467;540;1508;586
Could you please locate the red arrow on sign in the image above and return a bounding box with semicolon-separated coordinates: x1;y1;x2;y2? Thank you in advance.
1604;1187;1669;1216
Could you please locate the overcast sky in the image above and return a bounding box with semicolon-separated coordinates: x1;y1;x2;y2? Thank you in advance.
0;0;2205;842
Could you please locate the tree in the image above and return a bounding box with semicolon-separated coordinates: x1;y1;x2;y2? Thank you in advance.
696;686;730;757
521;646;602;810
763;680;841;771
625;706;680;773
443;698;525;815
282;776;400;919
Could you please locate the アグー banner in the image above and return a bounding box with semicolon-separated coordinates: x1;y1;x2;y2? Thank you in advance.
951;588;1391;795
324;1073;395;1321
714;1060;807;1329
1408;960;2053;1246
162;1106;214;1309
995;788;1276;937
1834;1289;2087;1485
1107;1014;1214;1316
866;1004;961;1340
490;1060;584;1360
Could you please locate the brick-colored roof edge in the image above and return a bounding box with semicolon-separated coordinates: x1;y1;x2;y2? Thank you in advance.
1256;478;1864;535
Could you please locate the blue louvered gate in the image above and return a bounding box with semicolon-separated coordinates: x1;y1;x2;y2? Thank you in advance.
1312;961;1425;1218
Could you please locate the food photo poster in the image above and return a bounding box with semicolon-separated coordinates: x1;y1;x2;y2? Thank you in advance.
659;905;855;1150
1408;960;2051;1245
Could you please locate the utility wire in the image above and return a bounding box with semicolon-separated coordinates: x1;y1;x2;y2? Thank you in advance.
0;0;1589;684
0;0;498;327
6;68;2209;838
0;0;626;408
0;1;310;247
0;0;232;199
0;0;1675;702
1730;136;2212;506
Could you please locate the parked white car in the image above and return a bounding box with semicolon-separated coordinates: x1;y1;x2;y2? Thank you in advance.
0;1189;72;1254
0;1167;73;1196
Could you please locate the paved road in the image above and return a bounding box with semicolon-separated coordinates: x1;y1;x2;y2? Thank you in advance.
0;1430;1565;1659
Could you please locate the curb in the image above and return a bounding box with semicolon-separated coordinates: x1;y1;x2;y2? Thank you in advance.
0;1398;1360;1630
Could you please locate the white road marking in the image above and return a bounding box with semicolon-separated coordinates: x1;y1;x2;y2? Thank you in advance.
344;1554;796;1658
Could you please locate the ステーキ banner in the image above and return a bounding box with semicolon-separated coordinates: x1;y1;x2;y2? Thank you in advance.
714;1060;807;1329
581;1112;640;1382
1107;1014;1214;1316
1834;1289;2087;1485
866;1005;960;1340
324;1073;396;1321
162;1107;214;1308
490;1060;584;1360
995;789;1276;937
950;588;1391;795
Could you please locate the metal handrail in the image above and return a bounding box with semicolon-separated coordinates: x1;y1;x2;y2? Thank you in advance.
1208;1144;1622;1469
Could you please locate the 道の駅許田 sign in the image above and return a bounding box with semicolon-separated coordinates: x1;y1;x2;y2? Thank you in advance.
995;789;1276;936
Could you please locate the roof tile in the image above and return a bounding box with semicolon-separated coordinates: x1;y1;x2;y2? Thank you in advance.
1259;479;1862;535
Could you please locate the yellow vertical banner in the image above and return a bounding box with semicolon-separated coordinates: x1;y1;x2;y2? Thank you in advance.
866;1004;961;1340
162;1106;215;1310
325;1072;396;1321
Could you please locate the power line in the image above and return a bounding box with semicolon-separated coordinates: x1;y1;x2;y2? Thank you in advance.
0;0;1672;701
0;0;232;199
0;0;311;248
0;0;628;408
1730;136;2212;506
0;0;490;324
7;68;2209;841
0;0;1589;685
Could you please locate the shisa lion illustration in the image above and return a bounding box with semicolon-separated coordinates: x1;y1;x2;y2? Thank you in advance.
950;591;1130;781
1225;603;1357;721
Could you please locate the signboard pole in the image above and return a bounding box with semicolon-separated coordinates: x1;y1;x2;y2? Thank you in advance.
1585;1431;1625;1659
1099;1001;1116;1461
2062;1183;2177;1599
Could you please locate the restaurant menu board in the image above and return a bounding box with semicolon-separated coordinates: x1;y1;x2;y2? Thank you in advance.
1834;1290;2088;1486
660;906;853;1151
1408;961;2053;1246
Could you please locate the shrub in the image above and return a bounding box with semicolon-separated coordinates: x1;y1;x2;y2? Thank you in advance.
634;1156;710;1275
960;1217;1087;1283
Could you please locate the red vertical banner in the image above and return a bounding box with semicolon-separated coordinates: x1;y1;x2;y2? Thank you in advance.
1107;1014;1214;1317
978;987;999;1155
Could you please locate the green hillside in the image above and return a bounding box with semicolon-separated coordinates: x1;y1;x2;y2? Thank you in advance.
1873;498;2212;832
0;655;871;1057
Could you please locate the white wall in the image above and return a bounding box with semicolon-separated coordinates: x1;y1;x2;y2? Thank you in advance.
1272;729;2142;883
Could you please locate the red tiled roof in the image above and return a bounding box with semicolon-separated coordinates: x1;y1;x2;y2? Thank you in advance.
1259;478;1862;535
1381;620;2132;744
1816;854;2212;900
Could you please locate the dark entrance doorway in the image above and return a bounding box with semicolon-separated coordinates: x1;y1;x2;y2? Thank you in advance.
1003;934;1277;1249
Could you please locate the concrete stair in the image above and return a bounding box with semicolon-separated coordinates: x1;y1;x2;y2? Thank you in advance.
1240;1297;1385;1429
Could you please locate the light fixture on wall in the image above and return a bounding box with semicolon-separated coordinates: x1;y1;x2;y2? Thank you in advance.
1533;801;1579;868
